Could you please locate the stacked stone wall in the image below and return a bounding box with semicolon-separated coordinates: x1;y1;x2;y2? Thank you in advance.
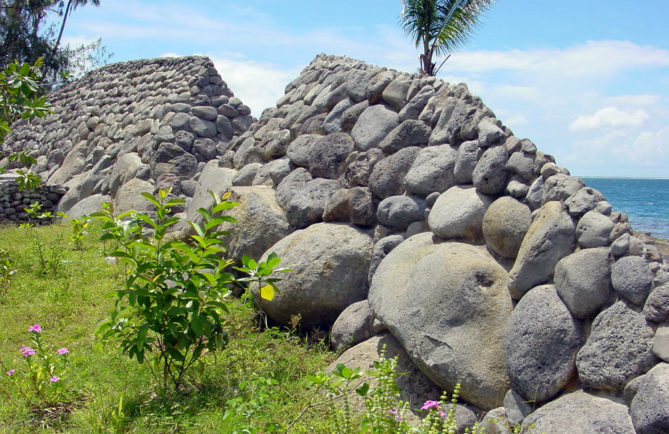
1;56;254;218
0;176;66;222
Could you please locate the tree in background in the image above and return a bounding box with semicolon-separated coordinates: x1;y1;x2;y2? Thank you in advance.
0;0;108;84
400;0;494;76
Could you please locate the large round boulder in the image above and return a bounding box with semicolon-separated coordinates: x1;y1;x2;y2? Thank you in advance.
554;247;613;319
521;390;635;433
218;186;291;263
505;285;584;404
508;201;576;300
482;196;531;259
255;223;373;327
369;233;512;409
427;185;494;242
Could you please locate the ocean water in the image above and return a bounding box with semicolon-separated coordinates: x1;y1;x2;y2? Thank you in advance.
581;178;669;240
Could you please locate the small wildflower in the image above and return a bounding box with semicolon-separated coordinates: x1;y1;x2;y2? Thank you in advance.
49;375;59;383
6;369;15;376
388;407;402;422
57;348;69;355
28;324;42;333
421;400;440;411
20;346;36;357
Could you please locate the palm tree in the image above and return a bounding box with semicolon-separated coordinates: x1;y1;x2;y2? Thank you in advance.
52;0;100;54
401;0;494;76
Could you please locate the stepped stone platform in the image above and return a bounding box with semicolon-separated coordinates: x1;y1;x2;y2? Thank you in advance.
3;53;668;433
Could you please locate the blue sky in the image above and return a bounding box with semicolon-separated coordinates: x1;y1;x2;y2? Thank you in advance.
62;0;669;178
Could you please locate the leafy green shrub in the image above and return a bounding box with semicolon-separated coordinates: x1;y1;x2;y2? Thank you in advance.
94;189;284;392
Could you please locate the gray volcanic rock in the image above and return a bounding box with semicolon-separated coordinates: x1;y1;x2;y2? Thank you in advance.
382;77;411;110
276;167;312;210
525;176;544;210
554;247;612;319
340;149;384;188
565;187;605;217
576;301;659;392
543;174;585;203
113;178;155;215
503;389;533;426
575;210;614;248
508;201;576;300
66;193;111;219
308;132;355;179
630;363;669;434
252;157;291;187
428;185;494;242
482;197;531;259
369;233;512;409
404;144;457;197
217;186;291;263
477;118;505;148
368;146;420;199
612;255;653;306
473;145;509;195
284;178;340;228
286;134;321;168
505;151;535;182
255;223;373;327
351;105;399;151
322;187;375;226
399;85;435;121
186;160;235;226
378;119;432;154
644;283;669;323
330;300;375;351
505;284;584;403
367;234;405;284
521;390;635;434
109;152;143;195
376;195;425;230
232;162;262;186
453;140;482;184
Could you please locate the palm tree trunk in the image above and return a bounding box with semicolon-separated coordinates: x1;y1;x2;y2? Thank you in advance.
52;0;73;55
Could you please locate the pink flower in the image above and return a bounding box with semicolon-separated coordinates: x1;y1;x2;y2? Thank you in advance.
421;400;440;411
20;346;36;357
6;369;15;376
388;407;402;422
49;375;59;383
57;348;69;355
28;324;42;333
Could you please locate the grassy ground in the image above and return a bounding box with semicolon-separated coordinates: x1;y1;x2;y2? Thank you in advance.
0;221;338;433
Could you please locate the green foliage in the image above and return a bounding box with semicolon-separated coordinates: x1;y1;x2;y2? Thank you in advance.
59;212;92;250
400;0;495;75
93;189;284;392
0;247;16;293
304;349;489;433
0;0;107;83
0;324;71;408
0;58;51;145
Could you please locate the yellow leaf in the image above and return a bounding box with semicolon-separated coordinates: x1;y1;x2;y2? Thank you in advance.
260;285;275;301
221;191;231;201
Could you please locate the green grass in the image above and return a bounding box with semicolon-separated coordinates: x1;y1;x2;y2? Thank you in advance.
0;221;338;433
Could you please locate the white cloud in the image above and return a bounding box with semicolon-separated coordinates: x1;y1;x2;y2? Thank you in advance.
210;57;301;118
569;107;649;131
446;41;669;78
